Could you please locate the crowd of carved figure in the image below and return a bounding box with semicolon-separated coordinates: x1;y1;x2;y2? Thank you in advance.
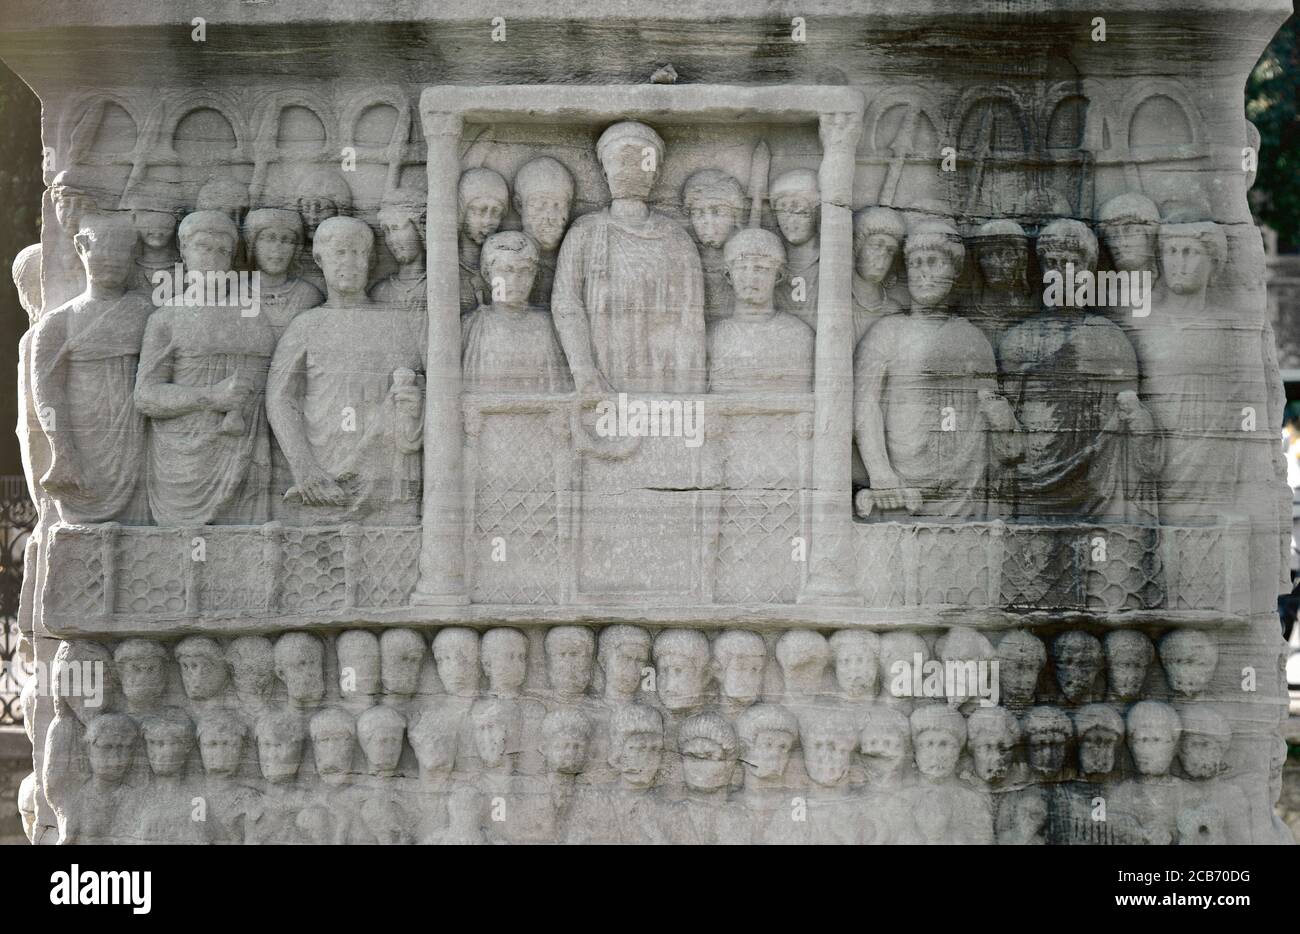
24;622;1286;845
18;119;1276;533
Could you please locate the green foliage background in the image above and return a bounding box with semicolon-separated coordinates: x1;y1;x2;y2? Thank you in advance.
1248;5;1300;252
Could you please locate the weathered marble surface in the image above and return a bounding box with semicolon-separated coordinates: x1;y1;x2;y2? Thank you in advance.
0;0;1293;844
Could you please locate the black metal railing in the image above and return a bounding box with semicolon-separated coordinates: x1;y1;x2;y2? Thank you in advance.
0;476;36;726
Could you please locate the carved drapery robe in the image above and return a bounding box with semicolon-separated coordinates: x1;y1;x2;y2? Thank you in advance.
461;305;573;393
775;246;820;331
706;313;814;393
267;303;425;525
32;291;154;524
135;303;276;525
370;272;427;315
552;208;707;393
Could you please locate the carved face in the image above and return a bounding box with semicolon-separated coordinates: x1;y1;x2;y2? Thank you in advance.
689;199;739;250
411;723;457;775
382;219;423;265
88;735;134;783
474;719;508;768
360;725;404;775
77;233;135;291
1078;729;1120;776
1164;644;1216;697
1129;725;1176;776
117;654;166;708
199;732;243;777
657;650;709;712
297;196;337;236
313;730;354;779
728;255;782;308
482;642;526;695
1054;641;1102;703
744;728;793;781
1103;222;1156;272
381;636;425;697
855;233;899;284
681;738;732;791
834;644;878;698
1180;733;1225;780
316;231;370;296
461;196;505;245
145;732;191;777
253;227;299;277
804;730;855;787
1160;236;1213;296
914;728;961;779
231;654;274;701
617;731;663;788
337;639;380;699
484;254;536;308
602;643;648;697
55;189;95;234
600;140;657;202
276;645;324;708
718;651;765;707
134;210;177;251
545;731;588;775
1037;246;1088;281
1000;654;1041;706
977;241;1028;290
1027;731;1068;777
181;231;234;275
906;248;958;309
860;725;906;772
258;735;302;784
773;193;817;246
435;644;479;696
1106;648;1149;701
971;731;1015;783
520;192;570;251
547;639;592;698
178;653;227;701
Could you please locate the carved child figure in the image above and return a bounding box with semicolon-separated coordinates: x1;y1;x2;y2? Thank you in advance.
268;215;424;525
457;168;509;314
513;156;575;306
32;212;153;524
682;168;745;321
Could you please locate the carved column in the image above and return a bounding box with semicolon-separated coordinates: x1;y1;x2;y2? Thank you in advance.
799;109;863;605
413;110;469;605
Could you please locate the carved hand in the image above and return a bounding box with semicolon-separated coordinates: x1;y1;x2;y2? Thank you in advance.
1114;390;1153;431
295;465;348;507
40;457;83;497
209;371;254;412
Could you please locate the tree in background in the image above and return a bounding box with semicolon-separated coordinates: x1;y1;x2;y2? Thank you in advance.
1248;4;1299;253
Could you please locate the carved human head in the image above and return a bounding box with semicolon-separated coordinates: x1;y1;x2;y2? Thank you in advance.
1052;630;1103;704
775;629;830;698
1125;700;1180;777
256;712;305;784
18;772;36;842
1104;630;1153;701
273;632;325;710
379;628;426;698
1177;706;1230;780
770;169;819;246
828;629;880;699
1022;705;1072;778
723;228;786;308
936;626;996;706
910;704;966;780
542;708;592;776
174;636;228;702
1036;218;1098;281
141;707;195;778
471;699;510;769
513;156;575;252
53;640;115;724
1097;192;1160;272
1158;216;1227;298
736;703;798;783
859;705;911;774
178;210;238;274
1073;703;1124;777
801;710;859;787
972;218;1030;291
1158;628;1218;698
880;631;929;703
545;626;595;699
904;215;965;310
295;168;352;235
479;230;540;308
196;176;250;227
85;713;138;783
243;208;304;277
309;707;357;781
967;706;1020;783
73;213;137;291
457;168;509;245
358;704;406;777
408;704;461;778
596;121;664;202
113;639;168;710
374;186;426;266
853;206;905;285
226;635;275;701
124;187;179;253
336;630;381;700
712;630;767;709
433;627;479;697
678;711;738;792
479;627;527;696
312;215;373;298
11;243;42;325
996;629;1046;706
50;171;96;234
609;704;664;789
682;169;745;250
653;629;711;711
196;711;246;778
597;625;651;699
